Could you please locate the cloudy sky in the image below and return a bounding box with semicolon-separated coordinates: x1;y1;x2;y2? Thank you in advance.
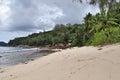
0;0;100;42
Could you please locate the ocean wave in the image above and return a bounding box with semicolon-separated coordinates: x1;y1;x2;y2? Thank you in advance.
0;47;38;53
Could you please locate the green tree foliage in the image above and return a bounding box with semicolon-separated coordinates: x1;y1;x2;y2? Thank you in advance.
77;0;120;11
83;2;120;45
8;1;120;47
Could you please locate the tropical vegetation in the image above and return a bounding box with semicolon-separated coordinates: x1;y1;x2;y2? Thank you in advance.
8;0;120;47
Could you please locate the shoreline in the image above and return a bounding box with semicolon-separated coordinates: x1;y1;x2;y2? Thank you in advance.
0;48;57;68
0;44;120;80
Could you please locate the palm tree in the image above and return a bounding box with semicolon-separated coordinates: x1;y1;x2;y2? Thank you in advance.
76;0;120;11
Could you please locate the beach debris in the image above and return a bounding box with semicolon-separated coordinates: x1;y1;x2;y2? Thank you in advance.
39;49;57;53
0;70;4;73
29;59;34;61
24;62;28;64
98;47;103;50
10;74;13;77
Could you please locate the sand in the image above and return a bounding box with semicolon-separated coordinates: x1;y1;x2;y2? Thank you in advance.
0;43;120;80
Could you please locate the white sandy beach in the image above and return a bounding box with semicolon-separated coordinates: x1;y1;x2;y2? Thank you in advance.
0;43;120;80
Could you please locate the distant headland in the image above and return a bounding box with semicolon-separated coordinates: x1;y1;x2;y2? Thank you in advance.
0;41;8;46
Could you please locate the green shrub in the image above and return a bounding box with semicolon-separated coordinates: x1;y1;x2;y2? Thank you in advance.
108;27;120;43
90;30;107;45
89;27;120;46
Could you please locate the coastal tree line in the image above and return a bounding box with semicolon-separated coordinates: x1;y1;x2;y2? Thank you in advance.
8;1;120;47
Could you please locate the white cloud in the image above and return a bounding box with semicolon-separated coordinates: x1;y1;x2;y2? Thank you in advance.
34;4;64;30
0;0;11;30
3;0;65;31
0;0;100;32
0;0;100;42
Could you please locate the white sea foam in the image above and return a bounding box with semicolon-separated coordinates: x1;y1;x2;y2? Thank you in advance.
0;46;38;53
